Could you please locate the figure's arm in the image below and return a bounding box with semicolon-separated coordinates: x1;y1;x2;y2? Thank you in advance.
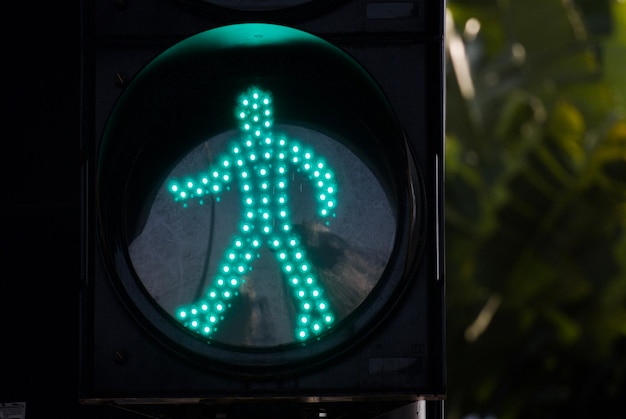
283;138;338;220
167;155;234;206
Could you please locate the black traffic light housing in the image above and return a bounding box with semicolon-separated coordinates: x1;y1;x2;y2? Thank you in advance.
80;0;445;414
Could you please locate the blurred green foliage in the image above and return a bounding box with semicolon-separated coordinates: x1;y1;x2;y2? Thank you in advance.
444;0;626;417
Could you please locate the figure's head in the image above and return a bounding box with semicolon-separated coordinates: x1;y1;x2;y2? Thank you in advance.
235;86;273;141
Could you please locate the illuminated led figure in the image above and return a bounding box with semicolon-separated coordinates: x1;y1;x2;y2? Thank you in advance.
168;86;337;342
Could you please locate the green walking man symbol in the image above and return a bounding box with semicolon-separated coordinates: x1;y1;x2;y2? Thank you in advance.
168;86;337;342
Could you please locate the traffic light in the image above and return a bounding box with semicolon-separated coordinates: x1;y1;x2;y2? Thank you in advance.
80;0;445;415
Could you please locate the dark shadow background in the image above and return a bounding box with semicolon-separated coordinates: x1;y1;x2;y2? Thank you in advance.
2;2;82;417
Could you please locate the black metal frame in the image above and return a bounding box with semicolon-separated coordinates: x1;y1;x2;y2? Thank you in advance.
80;1;445;416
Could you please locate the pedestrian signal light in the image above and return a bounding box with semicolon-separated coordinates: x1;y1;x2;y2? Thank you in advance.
82;14;444;407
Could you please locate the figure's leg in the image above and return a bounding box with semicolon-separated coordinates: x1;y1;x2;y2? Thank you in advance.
175;234;256;338
269;235;335;341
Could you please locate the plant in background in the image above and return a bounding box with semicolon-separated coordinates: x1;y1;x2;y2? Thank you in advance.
445;0;626;417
